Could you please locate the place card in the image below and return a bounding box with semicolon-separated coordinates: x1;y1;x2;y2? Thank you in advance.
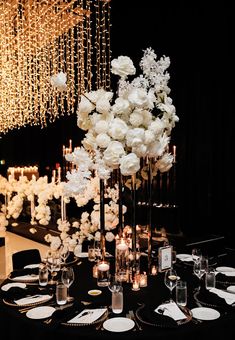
158;245;172;272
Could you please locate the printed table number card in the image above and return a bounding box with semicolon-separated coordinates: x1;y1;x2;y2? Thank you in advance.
158;246;173;272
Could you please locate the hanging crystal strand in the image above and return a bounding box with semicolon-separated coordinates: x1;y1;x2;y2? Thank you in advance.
99;178;106;260
147;157;153;275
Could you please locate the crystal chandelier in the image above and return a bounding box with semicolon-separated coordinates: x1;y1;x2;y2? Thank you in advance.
0;0;111;134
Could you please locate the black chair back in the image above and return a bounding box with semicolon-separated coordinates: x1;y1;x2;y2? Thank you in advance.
12;249;41;270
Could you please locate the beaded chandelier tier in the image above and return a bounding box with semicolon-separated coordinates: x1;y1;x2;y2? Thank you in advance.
0;0;111;134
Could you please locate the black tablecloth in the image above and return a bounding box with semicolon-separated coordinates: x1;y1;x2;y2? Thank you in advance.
1;251;235;340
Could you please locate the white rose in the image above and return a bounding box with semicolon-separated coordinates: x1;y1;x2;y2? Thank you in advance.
142;110;153;127
94;120;109;134
82;132;97;151
144;130;155;144
111;56;136;78
126;128;145;147
128;88;149;108
77;94;95;115
156;153;173;172
96;133;111;148
108;118;128;140
111;98;131;115
148;134;169;158
96;98;111;115
129;111;144;127
50;236;61;250
132;144;147;157
149;118;165;135
105;232;115;242
77;113;92;130
120;153;140;176
103;141;126;168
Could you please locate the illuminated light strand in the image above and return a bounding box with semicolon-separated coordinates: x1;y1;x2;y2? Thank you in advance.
0;0;111;134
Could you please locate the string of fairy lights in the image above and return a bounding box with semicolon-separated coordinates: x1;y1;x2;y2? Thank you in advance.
0;0;111;134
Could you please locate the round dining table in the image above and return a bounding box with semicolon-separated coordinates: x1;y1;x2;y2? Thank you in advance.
1;250;235;340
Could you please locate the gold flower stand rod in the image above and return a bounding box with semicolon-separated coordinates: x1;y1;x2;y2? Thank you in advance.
0;0;111;134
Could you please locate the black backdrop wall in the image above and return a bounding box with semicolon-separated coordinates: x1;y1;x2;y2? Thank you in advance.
0;0;234;242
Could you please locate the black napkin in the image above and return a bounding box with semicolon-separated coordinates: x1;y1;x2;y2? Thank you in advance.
196;287;229;309
216;273;235;284
1;285;52;302
136;304;178;328
10;268;39;279
49;304;80;328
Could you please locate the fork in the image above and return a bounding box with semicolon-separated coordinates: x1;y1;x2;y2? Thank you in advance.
129;310;142;330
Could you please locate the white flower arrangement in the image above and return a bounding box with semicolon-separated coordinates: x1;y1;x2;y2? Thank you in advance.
68;47;178;185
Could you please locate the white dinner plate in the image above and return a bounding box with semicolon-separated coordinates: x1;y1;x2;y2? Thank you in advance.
26;306;56;319
216;266;235;273
191;307;220;320
1;282;26;291
176;254;193;260
103;317;135;332
24;263;40;269
227;286;235;294
88;289;102;296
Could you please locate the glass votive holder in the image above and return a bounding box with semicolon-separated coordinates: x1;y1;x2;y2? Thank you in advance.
139;272;148;287
151;265;157;276
132;274;140;291
97;260;110;287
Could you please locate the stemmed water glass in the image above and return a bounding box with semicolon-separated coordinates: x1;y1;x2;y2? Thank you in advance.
60;244;70;265
164;268;178;302
108;274;121;293
192;248;202;263
46;250;61;285
61;266;75;302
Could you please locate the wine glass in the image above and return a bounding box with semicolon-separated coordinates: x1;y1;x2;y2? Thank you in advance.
61;266;75;302
164;268;178;302
193;260;204;291
60;244;70;264
108;274;122;293
46;250;61;285
192;248;202;263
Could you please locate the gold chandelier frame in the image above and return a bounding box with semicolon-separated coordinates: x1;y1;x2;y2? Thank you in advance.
0;0;111;134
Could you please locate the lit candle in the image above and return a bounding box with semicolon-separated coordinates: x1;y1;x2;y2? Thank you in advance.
116;238;128;251
97;261;110;271
57;167;61;183
69;139;72;152
21;168;24;176
139;272;148;287
173;145;176;163
151;265;157;276
132;277;140;291
52;169;56;183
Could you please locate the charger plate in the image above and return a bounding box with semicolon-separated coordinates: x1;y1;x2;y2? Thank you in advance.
7;272;39;283
3;294;53;307
61;308;108;327
136;303;192;327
